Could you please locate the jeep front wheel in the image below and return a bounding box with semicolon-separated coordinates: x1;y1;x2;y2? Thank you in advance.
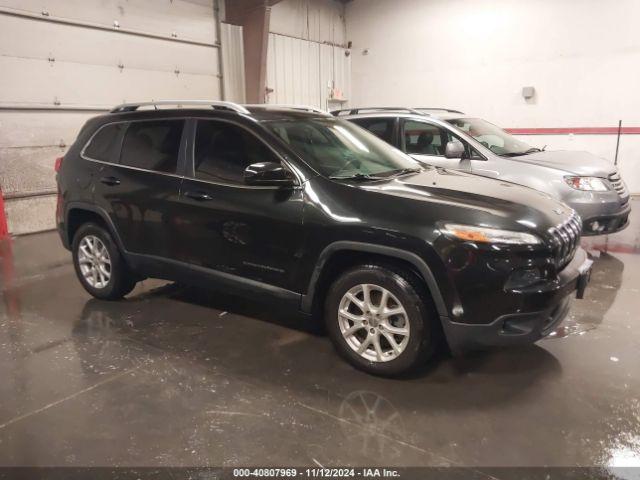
325;264;437;376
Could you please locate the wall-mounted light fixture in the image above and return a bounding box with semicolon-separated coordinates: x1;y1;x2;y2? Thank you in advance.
522;86;535;100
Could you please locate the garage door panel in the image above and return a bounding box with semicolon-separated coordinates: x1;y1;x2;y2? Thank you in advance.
4;195;57;235
1;0;216;44
0;111;94;148
0;146;64;194
0;0;222;236
0;56;220;106
0;15;219;76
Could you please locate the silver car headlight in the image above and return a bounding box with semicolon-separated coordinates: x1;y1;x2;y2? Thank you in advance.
442;223;541;245
564;176;609;192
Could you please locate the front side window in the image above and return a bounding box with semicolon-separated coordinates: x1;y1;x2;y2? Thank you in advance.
120;120;184;173
194;120;280;184
403;121;452;156
84;123;126;163
350;118;395;144
447;118;534;156
264;118;418;178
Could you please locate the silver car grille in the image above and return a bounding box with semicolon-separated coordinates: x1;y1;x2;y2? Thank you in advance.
608;171;629;203
548;213;582;270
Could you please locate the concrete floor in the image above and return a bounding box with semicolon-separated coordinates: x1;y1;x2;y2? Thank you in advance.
0;200;639;471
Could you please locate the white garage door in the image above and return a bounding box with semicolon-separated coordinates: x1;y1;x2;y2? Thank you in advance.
0;0;222;234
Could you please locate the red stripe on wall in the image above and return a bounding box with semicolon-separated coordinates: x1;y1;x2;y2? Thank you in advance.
505;127;640;135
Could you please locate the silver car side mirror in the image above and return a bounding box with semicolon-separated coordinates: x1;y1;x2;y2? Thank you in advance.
444;140;465;159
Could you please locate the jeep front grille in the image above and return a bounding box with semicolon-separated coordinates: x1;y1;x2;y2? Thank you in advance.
549;213;581;270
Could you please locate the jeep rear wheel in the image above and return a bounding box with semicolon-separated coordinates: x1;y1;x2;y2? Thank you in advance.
325;264;437;376
72;223;137;300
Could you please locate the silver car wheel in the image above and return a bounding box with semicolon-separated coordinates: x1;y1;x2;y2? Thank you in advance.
78;235;111;289
338;283;410;363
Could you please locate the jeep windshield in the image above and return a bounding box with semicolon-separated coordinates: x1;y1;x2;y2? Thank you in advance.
264;118;420;179
447;117;541;157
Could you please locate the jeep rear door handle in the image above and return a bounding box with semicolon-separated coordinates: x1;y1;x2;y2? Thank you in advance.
100;176;120;186
184;190;213;202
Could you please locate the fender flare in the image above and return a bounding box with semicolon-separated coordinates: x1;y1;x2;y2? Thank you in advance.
301;241;448;317
65;202;126;252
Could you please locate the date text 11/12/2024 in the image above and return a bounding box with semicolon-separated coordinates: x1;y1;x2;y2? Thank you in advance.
232;468;401;478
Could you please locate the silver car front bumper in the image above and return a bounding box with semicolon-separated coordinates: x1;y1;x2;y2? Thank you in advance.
566;192;631;236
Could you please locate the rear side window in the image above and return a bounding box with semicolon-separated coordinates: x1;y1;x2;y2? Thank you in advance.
120;120;184;173
84;123;126;163
351;118;395;144
194;120;279;184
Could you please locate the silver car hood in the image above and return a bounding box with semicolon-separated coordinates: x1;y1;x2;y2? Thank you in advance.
511;150;615;176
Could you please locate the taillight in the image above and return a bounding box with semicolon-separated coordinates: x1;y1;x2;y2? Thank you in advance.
54;156;63;172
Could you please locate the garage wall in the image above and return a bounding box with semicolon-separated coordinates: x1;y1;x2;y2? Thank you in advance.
346;0;640;193
270;0;346;45
266;0;350;110
0;0;222;235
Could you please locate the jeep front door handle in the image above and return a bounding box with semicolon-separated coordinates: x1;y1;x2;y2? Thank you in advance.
184;191;213;202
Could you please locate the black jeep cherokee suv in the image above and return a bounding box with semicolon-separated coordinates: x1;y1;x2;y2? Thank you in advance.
56;101;592;376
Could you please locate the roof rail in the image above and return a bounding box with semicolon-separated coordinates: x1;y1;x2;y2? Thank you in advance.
415;107;465;114
331;107;427;117
245;104;330;115
331;107;465;116
110;100;251;114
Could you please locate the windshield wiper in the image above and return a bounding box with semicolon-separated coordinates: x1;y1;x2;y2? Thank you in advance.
329;167;422;181
501;147;542;157
329;173;386;181
379;167;423;178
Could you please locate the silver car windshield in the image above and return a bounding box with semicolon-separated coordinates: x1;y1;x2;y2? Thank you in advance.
264;118;420;179
447;118;539;157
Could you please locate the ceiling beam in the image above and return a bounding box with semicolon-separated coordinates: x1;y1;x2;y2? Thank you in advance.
225;0;281;103
225;0;284;26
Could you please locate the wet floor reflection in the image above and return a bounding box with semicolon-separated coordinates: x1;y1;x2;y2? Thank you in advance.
547;251;625;339
53;266;638;468
337;390;406;460
64;294;572;467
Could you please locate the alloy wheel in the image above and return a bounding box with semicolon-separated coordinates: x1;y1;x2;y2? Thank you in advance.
77;235;112;289
337;283;410;362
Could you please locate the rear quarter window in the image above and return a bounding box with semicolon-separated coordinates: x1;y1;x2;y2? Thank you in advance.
83;123;126;163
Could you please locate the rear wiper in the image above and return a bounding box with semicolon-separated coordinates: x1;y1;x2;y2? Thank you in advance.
329;173;386;181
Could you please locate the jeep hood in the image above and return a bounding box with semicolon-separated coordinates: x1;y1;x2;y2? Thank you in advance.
357;167;572;231
510;150;615;176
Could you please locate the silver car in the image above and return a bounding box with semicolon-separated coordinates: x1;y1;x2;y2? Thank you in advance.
336;107;631;235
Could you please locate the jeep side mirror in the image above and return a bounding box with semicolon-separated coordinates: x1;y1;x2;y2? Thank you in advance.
244;162;295;186
444;140;466;159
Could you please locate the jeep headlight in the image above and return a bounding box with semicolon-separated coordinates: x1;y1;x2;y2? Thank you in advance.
564;176;609;192
442;223;541;245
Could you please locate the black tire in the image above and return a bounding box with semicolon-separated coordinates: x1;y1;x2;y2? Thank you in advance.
72;223;137;300
325;263;438;377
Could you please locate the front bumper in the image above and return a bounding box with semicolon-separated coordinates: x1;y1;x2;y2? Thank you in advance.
570;196;631;236
579;201;631;236
441;248;592;353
